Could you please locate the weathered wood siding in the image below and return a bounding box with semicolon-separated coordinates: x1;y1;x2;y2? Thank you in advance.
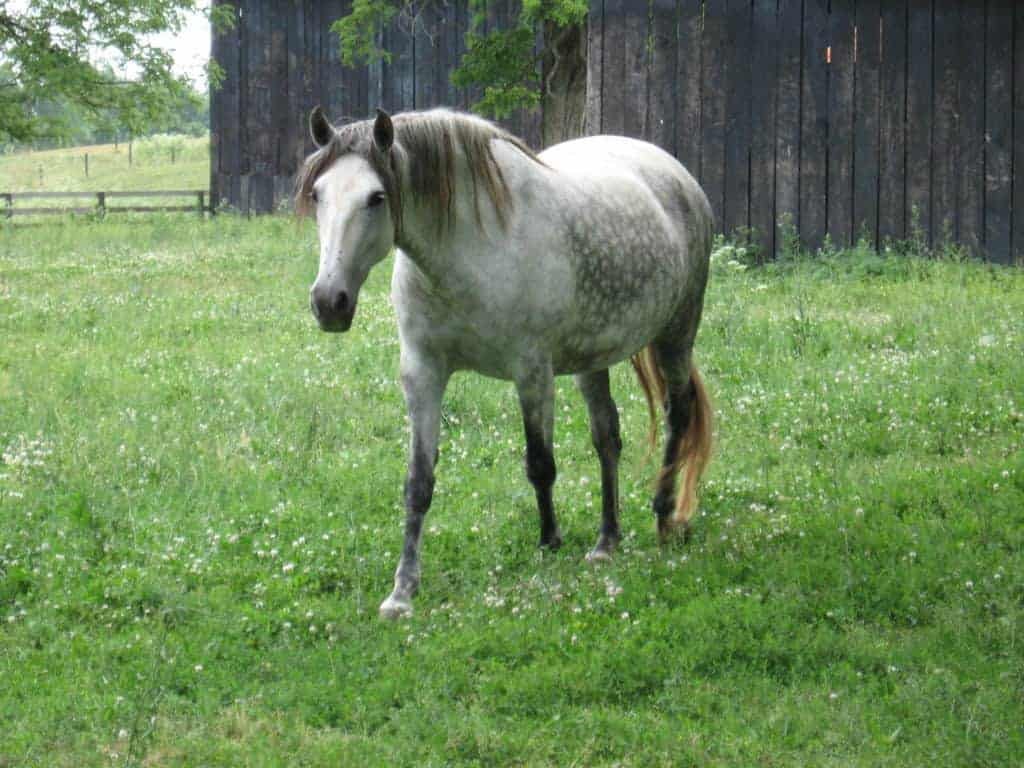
213;0;1023;263
587;0;1023;264
210;0;540;214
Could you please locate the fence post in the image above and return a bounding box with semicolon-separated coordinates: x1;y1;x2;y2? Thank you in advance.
84;153;89;178
97;192;106;217
2;193;11;219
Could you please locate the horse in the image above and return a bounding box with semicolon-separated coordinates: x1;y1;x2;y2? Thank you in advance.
295;106;714;619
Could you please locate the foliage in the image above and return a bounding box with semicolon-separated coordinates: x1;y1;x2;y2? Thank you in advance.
0;1;231;143
451;26;540;118
335;0;399;67
1;206;1023;764
332;0;589;118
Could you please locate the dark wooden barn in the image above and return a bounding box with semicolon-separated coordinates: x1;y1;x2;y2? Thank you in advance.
211;0;1024;264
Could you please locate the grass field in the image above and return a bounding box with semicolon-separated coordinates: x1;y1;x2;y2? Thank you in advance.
0;136;208;214
1;214;1022;766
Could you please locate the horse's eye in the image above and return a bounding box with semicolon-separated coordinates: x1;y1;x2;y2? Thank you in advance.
367;191;385;208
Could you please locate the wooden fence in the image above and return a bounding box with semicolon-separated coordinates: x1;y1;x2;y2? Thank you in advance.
588;0;1022;264
2;190;210;217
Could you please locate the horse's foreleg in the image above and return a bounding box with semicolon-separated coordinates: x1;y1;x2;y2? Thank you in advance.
516;358;561;549
576;369;622;561
379;352;448;620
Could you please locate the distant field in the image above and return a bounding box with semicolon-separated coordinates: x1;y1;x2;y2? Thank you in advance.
1;216;1022;766
0;136;208;211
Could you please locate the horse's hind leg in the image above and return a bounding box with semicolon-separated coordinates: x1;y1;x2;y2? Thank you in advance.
576;369;622;561
515;357;561;549
651;342;698;541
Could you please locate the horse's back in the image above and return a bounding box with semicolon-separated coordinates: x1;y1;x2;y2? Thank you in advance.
540;135;713;251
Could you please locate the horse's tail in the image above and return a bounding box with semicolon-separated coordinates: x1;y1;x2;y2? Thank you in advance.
630;347;713;529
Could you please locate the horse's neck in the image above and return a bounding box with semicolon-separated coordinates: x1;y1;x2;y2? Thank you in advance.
395;140;530;286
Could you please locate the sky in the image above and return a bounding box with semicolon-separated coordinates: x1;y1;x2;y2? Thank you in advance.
154;7;212;88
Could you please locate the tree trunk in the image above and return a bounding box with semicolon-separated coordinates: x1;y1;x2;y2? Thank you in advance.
540;20;587;147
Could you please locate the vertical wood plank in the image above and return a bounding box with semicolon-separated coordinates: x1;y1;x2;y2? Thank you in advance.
270;0;289;182
287;0;306;175
701;0;728;232
1015;4;1024;264
932;0;960;246
827;0;855;249
440;0;459;108
453;0;467;110
212;0;242;206
413;1;436;110
853;0;881;246
878;0;908;244
209;0;222;205
676;0;703;176
723;0;752;237
585;0;605;134
304;0;320;114
800;0;829;252
366;10;385;111
957;0;985;255
320;0;345;121
748;0;777;257
774;0;802;252
351;0;370;118
906;0;932;244
648;0;677;152
385;11;414;111
602;0;628;134
519;11;543;148
986;0;1013;264
623;0;649;138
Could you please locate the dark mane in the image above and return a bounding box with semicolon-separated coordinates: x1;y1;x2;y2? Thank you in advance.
293;109;543;234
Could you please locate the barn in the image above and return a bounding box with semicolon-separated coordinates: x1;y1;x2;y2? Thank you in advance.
210;0;1024;264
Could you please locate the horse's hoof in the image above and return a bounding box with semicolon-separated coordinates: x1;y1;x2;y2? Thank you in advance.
379;594;413;620
657;518;691;545
585;547;613;564
539;529;563;550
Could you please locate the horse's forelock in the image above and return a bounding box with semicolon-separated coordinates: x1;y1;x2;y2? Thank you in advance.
293;122;375;217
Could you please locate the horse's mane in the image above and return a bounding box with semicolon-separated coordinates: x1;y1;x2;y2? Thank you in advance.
294;109;543;234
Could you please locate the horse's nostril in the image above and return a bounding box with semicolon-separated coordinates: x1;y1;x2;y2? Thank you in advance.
332;291;349;314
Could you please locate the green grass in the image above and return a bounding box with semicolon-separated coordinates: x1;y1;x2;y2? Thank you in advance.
0;136;208;213
1;215;1022;766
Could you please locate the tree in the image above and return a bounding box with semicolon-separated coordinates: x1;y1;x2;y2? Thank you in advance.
334;0;588;147
0;0;232;143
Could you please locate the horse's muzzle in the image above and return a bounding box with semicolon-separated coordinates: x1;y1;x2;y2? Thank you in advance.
310;286;355;333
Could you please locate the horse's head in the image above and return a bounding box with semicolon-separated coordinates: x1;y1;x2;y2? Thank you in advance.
298;107;398;333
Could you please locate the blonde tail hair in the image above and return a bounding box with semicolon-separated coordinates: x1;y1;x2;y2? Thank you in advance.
630;347;713;529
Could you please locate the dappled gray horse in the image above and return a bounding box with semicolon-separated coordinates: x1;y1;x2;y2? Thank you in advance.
296;107;714;619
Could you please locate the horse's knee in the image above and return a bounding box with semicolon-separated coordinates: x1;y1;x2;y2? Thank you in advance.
524;437;556;489
404;459;435;512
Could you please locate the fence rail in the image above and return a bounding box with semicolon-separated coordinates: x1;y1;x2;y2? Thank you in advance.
2;190;210;218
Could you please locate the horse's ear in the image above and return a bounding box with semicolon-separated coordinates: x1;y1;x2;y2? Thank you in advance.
310;106;333;148
373;108;394;153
